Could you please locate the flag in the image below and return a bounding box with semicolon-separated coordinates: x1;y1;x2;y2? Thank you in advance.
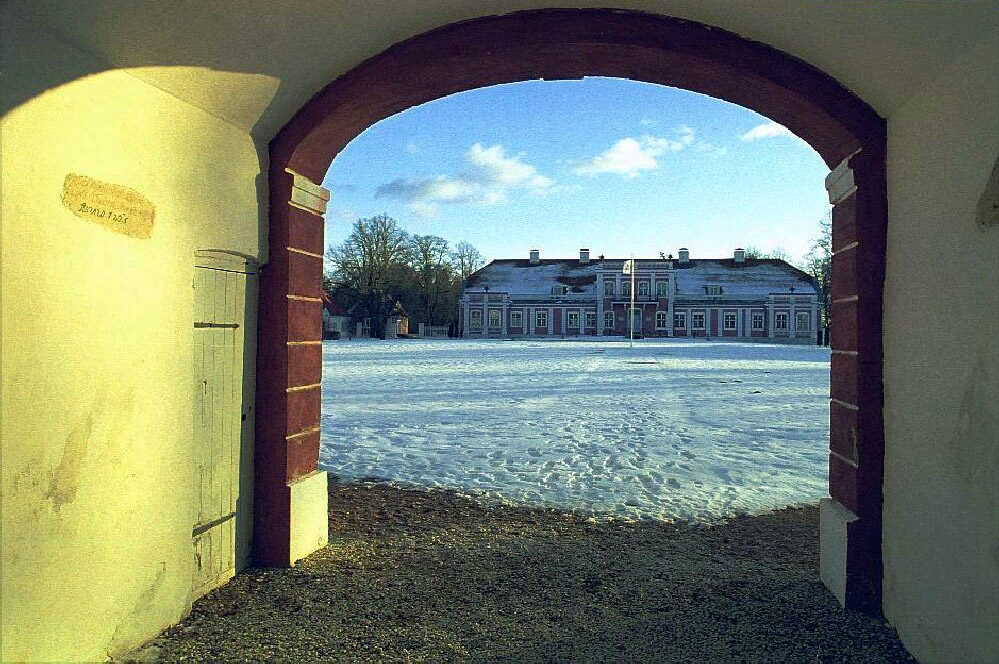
622;259;633;275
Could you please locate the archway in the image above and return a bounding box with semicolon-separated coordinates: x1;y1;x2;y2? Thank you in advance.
256;8;886;615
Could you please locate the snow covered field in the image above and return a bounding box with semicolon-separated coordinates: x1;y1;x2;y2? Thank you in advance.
320;339;830;523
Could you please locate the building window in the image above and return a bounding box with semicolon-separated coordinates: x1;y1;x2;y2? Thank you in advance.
657;281;669;297
585;312;596;329
536;310;548;328
551;285;568;296
705;285;722;295
568;311;579;328
622;281;631;297
724;313;737;330
638;281;649;297
604;281;614;296
656;311;668;328
692;312;705;329
470;310;482;328
511;311;523;327
604;311;615;329
752;312;764;330
775;312;788;330
674;312;686;329
796;311;810;331
488;309;501;329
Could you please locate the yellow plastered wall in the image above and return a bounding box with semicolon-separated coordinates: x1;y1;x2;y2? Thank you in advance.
1;14;263;661
883;29;999;662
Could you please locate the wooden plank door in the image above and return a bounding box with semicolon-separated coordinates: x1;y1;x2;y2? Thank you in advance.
192;251;257;598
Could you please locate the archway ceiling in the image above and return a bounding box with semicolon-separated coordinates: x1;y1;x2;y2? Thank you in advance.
9;0;997;142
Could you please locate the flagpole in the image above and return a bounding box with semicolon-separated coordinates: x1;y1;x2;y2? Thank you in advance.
629;253;635;349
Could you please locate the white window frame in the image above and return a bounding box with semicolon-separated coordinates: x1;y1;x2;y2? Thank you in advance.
752;312;764;330
585;312;596;329
622;281;631;296
536;310;548;328
656;281;669;297
604;311;615;329
638;281;650;297
470;310;482;328
796;311;811;331
655;311;668;329
567;311;579;328
692;312;705;330
723;312;737;330
510;311;523;328
603;281;614;296
674;312;686;329
488;309;501;329
775;312;789;330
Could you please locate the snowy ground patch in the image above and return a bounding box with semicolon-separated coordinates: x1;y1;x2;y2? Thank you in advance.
320;338;830;522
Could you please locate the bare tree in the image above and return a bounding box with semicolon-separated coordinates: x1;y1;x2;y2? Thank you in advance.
452;241;485;281
744;245;791;261
411;235;458;326
326;215;411;339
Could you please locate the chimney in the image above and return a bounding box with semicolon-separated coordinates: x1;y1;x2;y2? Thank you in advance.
734;248;746;264
529;249;540;264
579;248;590;264
678;248;690;264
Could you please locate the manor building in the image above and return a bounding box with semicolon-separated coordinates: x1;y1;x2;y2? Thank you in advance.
459;248;820;343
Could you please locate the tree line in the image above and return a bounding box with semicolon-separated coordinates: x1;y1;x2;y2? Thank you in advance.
323;215;484;339
325;213;832;340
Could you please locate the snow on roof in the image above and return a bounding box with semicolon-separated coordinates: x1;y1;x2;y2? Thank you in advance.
465;258;816;298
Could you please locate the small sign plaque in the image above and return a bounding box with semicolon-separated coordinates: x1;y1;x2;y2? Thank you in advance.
61;174;155;238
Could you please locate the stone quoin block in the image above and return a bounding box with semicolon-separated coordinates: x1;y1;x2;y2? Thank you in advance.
830;352;859;405
286;343;323;388
286;430;321;484
830;249;858;302
830;298;858;352
829;452;859;514
285;386;321;437
287;250;323;299
829;400;859;462
831;195;858;253
287;298;322;342
288;206;326;254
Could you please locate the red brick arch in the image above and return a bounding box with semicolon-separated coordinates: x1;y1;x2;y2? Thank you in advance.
259;8;886;614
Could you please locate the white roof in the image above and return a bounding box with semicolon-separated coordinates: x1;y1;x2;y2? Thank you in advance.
465;258;817;299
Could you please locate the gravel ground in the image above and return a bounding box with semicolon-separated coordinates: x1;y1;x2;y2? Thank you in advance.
135;478;912;662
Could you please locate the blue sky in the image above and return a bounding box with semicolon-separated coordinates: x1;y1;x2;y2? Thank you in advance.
321;77;830;264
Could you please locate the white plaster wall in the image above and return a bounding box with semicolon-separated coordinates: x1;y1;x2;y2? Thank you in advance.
883;30;999;663
0;13;263;661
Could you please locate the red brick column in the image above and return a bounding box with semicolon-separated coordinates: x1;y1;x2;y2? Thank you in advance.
825;148;887;613
254;168;329;567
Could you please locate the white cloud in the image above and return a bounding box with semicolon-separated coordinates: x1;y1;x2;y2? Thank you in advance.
740;122;794;141
573;128;696;178
375;143;553;216
406;142;419;154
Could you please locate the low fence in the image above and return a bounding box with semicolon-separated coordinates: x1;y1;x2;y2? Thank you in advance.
418;323;450;338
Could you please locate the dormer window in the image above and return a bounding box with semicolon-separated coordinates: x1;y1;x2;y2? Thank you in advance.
551;285;568;296
705;285;722;295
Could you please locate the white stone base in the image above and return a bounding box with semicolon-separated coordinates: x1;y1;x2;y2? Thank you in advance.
289;470;329;564
820;496;858;606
